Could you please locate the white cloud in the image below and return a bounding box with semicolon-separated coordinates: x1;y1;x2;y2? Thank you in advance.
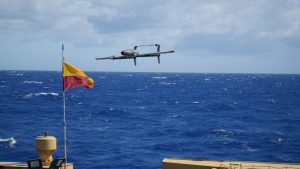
0;0;299;56
0;0;121;45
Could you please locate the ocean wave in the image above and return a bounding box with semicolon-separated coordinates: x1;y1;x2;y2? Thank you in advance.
152;76;167;79
212;129;234;135
98;76;107;79
270;138;284;144
22;81;44;84
267;98;276;104
9;73;23;76
169;114;178;118
160;82;176;85
0;85;8;88
242;143;258;152
24;92;59;98
0;137;17;148
181;128;235;139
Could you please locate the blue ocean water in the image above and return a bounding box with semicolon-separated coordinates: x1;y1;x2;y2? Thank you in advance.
0;71;300;169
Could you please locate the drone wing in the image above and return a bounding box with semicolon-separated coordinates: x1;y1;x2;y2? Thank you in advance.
136;50;175;64
137;50;175;57
95;55;124;60
95;49;175;65
95;56;112;60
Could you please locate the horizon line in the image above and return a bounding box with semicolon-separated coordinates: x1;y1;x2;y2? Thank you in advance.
1;69;300;75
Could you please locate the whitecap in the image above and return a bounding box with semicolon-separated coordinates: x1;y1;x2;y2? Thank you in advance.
242;143;257;152
109;108;114;111
9;73;22;76
160;82;172;85
213;129;234;136
213;129;227;132
152;76;167;79
272;138;284;144
0;86;8;88
204;78;210;81
1;81;5;83
22;81;43;84
170;114;178;118
0;137;17;148
98;76;107;79
24;92;59;98
137;89;143;91
267;98;276;103
160;82;176;85
192;101;199;104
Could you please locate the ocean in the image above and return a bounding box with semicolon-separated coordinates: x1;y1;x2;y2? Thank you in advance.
0;71;300;169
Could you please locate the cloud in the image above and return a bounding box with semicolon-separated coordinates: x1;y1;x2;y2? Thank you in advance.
0;0;299;56
0;0;117;46
174;0;300;57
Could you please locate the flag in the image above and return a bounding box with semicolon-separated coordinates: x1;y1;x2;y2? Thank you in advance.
63;62;94;91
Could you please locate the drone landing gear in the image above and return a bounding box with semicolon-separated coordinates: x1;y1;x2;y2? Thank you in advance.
134;57;137;66
156;44;160;64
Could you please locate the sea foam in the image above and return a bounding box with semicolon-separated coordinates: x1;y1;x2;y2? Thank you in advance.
24;92;59;98
0;137;17;148
22;81;44;84
152;76;167;79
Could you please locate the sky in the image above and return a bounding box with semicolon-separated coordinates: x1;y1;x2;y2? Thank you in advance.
0;0;300;74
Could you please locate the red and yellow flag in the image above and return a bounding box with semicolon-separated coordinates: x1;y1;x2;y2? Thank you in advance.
63;62;94;91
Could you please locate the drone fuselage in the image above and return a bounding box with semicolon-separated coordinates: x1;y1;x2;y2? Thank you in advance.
121;49;138;56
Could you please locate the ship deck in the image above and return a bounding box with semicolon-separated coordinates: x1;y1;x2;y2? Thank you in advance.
163;158;300;169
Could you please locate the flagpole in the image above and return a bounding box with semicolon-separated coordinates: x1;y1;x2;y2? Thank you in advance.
62;43;68;168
